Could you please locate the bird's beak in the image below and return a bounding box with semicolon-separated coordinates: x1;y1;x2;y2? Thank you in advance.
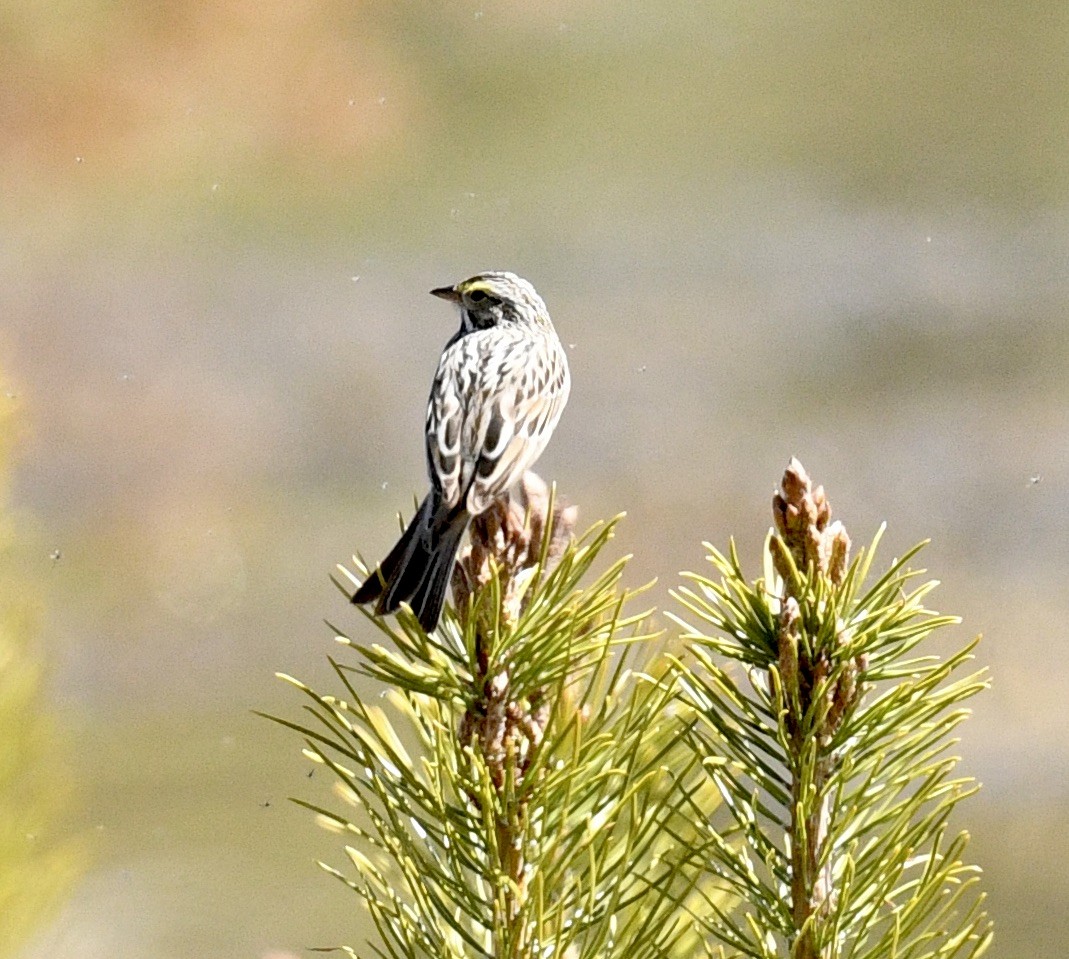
430;285;461;303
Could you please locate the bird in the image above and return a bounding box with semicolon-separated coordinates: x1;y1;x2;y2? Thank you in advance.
351;272;571;631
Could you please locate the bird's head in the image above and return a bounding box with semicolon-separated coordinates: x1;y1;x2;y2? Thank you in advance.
431;272;550;332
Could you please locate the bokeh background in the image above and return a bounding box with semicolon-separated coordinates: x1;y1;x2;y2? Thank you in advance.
3;0;1067;956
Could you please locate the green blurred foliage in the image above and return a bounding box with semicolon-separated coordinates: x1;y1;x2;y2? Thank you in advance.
2;0;1065;250
0;396;83;958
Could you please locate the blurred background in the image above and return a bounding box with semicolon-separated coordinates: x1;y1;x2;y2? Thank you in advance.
2;0;1066;955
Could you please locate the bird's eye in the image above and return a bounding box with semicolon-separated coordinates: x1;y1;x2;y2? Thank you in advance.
468;289;488;303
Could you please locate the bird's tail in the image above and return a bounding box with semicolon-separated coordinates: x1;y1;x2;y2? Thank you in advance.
351;492;470;632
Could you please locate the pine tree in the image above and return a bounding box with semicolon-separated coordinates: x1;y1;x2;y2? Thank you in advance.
670;460;992;959
271;475;705;959
274;463;992;959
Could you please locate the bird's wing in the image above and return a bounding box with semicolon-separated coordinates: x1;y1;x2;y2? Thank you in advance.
426;328;569;514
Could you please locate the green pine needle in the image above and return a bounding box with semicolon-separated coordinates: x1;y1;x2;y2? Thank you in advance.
672;527;992;959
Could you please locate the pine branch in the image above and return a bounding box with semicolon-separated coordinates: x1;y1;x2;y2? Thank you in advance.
670;459;993;959
272;473;705;959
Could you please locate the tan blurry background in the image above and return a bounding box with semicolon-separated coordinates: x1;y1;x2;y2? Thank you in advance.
2;0;1067;956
